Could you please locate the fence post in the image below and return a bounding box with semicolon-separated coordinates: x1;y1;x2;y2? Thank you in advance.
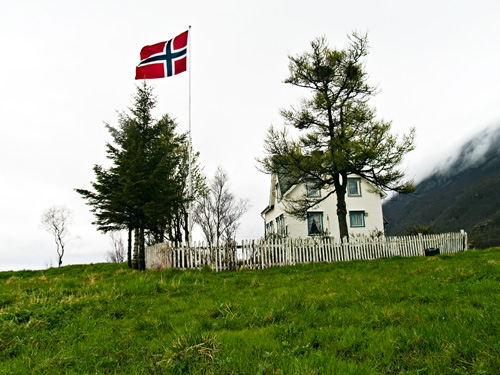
342;237;348;261
461;230;468;251
251;240;255;269
261;239;265;269
418;233;424;256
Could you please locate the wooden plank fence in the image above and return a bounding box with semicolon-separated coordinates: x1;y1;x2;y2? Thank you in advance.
145;231;468;271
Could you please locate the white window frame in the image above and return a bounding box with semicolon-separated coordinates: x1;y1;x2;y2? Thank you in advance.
349;211;365;228
276;214;286;237
266;221;275;235
275;183;282;203
306;180;321;198
307;212;324;236
347;178;362;197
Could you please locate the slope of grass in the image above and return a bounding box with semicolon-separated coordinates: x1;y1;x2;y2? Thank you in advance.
1;249;499;374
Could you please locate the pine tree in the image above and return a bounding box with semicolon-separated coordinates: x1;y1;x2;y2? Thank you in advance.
77;83;205;269
258;33;415;240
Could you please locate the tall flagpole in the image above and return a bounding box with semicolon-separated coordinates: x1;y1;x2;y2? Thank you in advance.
188;25;193;246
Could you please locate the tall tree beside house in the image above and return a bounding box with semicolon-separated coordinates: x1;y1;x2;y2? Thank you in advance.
76;83;205;270
258;33;415;240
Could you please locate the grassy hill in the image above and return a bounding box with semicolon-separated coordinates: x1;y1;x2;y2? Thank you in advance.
1;249;500;374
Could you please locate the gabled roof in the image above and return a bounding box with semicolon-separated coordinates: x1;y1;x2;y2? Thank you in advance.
276;171;296;197
260;204;274;216
261;172;300;215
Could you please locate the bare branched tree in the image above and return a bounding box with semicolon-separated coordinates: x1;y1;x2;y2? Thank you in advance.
41;205;72;267
105;231;126;263
193;166;250;247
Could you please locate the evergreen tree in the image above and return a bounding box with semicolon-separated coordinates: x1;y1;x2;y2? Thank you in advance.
77;83;205;269
258;33;415;240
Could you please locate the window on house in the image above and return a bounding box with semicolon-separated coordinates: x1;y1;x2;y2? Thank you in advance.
266;221;275;235
347;178;361;197
307;212;323;236
349;211;365;227
276;214;286;237
275;183;281;203
306;180;321;198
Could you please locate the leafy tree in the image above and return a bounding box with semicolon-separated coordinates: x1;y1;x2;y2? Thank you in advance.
258;33;415;240
41;205;72;267
157;143;208;246
193;166;250;248
76;83;205;270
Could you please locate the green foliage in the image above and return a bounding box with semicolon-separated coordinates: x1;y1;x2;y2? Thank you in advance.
1;249;500;373
76;83;206;269
258;33;415;239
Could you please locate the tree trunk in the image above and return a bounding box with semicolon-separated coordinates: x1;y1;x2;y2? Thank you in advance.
127;227;132;268
336;192;349;241
132;228;139;270
334;172;349;241
138;226;146;271
183;211;189;244
174;215;182;246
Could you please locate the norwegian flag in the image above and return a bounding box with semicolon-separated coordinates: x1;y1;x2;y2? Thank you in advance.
135;30;189;80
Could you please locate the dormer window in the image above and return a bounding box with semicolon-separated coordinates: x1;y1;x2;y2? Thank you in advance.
306;180;321;198
275;182;281;203
347;178;361;197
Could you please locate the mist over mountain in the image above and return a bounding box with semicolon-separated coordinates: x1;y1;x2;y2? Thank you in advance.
383;124;500;248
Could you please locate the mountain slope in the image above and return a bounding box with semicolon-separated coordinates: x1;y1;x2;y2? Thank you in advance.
383;125;500;248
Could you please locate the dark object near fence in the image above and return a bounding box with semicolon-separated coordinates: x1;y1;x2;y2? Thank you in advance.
424;248;440;256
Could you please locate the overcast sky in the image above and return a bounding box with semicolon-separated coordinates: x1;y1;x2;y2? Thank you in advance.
1;0;499;271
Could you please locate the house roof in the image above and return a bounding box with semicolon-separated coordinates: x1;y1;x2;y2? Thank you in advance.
260;204;274;216
276;171;296;197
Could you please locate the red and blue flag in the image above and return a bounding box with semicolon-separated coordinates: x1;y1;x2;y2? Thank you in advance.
135;30;189;80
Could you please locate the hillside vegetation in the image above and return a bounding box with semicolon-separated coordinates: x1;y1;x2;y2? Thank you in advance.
1;249;500;374
383;125;500;248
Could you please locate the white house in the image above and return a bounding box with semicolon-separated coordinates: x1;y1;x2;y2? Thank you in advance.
261;174;386;239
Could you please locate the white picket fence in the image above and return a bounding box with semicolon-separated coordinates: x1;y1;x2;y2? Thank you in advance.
145;231;468;271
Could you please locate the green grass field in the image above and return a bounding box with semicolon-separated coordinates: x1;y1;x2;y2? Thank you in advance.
1;248;499;374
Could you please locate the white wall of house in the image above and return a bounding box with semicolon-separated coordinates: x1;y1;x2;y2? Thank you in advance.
262;175;385;240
